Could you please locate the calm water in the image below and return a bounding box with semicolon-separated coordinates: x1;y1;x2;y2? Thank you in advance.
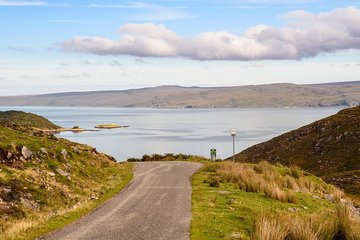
0;106;342;161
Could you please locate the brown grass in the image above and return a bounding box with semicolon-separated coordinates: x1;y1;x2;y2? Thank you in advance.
287;214;336;240
216;161;318;203
216;161;355;205
252;213;289;240
252;204;360;240
335;204;360;240
333;188;345;203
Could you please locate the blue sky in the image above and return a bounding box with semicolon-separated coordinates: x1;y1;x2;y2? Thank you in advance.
1;0;360;95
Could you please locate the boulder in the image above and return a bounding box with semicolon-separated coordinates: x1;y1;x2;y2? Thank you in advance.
56;168;70;177
40;148;48;155
324;194;334;202
21;146;33;159
61;149;68;160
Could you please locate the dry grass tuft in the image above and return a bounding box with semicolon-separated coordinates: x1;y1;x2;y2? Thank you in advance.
335;204;360;240
252;213;289;240
252;204;360;240
287;213;336;240
217;161;303;203
289;166;303;179
333;187;345;203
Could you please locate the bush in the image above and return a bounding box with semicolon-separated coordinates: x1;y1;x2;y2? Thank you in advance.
208;176;220;188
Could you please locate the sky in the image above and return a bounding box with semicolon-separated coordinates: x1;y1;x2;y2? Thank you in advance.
1;0;360;96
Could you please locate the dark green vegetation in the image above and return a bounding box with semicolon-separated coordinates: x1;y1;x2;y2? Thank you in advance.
0;113;133;239
191;161;360;240
0;81;359;108
127;153;208;162
232;106;360;196
0;111;59;130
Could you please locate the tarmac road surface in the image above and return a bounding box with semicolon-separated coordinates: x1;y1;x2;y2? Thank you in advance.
44;161;202;240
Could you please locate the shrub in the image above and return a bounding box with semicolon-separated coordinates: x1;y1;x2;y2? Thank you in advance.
208;176;220;188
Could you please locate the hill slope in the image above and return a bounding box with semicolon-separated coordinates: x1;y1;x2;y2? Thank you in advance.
0;115;132;239
0;111;60;129
232;106;360;195
0;81;359;108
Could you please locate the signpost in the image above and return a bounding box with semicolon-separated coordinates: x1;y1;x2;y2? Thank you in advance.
210;148;217;161
230;128;237;161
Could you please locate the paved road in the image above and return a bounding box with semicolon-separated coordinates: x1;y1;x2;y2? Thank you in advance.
44;161;202;240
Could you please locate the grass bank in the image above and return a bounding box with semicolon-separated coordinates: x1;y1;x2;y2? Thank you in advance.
0;124;133;240
191;161;360;239
15;163;133;240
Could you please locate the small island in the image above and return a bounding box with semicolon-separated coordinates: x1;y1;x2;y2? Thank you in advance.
95;124;129;129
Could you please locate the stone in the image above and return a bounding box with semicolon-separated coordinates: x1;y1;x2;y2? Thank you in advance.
21;146;33;159
88;195;98;200
48;171;56;177
227;233;243;239
288;207;300;213
56;168;70;177
40;148;48;155
3;187;11;194
324;194;334;202
218;190;231;195
6;152;12;159
72;146;81;154
20;197;39;210
61;149;68;160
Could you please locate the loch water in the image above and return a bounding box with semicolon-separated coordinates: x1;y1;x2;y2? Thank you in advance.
0;106;342;161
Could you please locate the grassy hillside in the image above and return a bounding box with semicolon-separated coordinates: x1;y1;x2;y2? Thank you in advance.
232;106;360;195
191;161;360;239
0;111;60;130
0;82;359;108
0;122;132;239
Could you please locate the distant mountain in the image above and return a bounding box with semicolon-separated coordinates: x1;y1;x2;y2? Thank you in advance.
0;81;360;108
231;106;360;195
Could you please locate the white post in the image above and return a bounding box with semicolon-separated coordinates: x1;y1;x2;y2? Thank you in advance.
230;128;237;161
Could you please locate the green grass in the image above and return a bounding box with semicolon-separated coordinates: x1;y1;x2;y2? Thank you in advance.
0;111;60;129
16;163;133;240
0;124;134;239
191;162;343;240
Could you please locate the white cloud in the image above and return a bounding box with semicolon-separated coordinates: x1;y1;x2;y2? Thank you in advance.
60;7;360;61
0;0;47;6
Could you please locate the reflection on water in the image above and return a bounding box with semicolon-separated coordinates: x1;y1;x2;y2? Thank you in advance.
0;106;342;161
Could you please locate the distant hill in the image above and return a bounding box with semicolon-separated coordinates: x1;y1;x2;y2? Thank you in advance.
232;106;360;195
0;81;359;108
0;110;60;129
